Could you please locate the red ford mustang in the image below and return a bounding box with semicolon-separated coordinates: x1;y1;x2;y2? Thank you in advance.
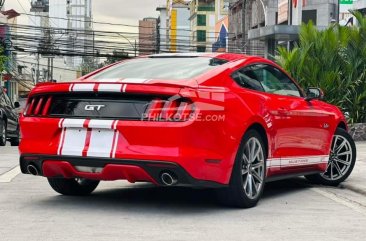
19;53;356;208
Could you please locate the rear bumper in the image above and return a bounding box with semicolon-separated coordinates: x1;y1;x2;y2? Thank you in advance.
20;155;226;188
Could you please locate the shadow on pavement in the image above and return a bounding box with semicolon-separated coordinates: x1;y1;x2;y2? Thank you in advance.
34;177;313;213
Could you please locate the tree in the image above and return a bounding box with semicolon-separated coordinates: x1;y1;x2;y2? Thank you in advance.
0;47;8;74
277;11;366;123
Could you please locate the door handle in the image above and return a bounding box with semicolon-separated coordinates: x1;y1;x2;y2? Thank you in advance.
278;107;288;115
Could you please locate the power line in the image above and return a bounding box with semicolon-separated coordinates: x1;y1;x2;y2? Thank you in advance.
16;0;37;25
19;12;228;35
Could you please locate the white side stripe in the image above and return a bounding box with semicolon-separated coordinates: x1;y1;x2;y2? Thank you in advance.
122;84;127;92
267;155;329;168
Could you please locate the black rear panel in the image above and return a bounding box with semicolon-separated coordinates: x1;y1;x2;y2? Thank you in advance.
45;93;153;120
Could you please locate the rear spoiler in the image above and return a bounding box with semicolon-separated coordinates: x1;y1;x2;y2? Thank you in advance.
29;82;196;97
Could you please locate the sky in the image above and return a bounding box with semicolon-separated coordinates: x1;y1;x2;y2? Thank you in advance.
6;0;166;33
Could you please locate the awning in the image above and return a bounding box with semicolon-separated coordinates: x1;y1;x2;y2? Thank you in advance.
248;25;327;41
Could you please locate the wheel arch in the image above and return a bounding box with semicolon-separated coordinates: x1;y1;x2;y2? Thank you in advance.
246;123;269;159
337;121;347;131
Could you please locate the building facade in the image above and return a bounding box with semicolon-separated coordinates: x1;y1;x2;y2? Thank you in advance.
157;1;191;53
29;0;92;80
189;0;216;52
229;0;340;59
166;0;191;52
156;5;168;52
138;17;158;56
189;0;230;52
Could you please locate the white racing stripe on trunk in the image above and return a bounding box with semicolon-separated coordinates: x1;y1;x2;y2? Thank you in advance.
111;131;120;158
98;84;124;92
57;119;120;158
58;118;65;128
87;129;115;158
61;119;86;128
61;128;88;156
72;83;95;92
69;84;74;92
88;120;115;129
57;128;66;155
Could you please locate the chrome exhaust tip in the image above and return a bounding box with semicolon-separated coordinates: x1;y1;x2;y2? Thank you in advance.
160;172;178;186
27;165;39;176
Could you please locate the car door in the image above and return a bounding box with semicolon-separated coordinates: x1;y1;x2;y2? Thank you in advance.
2;92;18;133
234;64;332;170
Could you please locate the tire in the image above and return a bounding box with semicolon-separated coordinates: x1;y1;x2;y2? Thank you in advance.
0;120;6;146
305;128;356;186
47;178;100;196
216;129;267;208
10;126;20;146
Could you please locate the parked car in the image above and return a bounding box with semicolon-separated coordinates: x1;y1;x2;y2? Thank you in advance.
0;87;20;146
19;53;356;208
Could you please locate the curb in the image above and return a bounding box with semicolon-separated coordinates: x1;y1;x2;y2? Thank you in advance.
339;183;366;196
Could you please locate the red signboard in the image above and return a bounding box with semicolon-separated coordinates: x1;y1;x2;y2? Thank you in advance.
293;0;307;8
3;74;12;81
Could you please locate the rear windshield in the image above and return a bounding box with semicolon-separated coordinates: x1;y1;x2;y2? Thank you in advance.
91;57;228;81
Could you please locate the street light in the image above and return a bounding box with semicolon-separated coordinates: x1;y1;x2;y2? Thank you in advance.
258;0;268;26
117;33;137;57
0;0;5;9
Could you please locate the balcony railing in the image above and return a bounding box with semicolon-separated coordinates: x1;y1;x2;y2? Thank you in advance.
197;5;215;11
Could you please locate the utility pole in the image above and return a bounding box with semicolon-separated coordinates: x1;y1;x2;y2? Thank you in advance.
135;40;137;57
241;0;247;53
36;53;40;84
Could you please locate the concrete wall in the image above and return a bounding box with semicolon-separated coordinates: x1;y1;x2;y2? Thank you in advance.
157;7;168;52
138;18;158;56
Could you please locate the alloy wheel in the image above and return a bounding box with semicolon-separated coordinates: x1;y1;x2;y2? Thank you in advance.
241;137;265;200
322;135;353;181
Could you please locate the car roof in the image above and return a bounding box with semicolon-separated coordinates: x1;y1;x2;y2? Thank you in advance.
147;53;251;62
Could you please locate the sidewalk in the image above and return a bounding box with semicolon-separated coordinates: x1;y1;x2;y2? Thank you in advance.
339;142;366;195
0;145;19;175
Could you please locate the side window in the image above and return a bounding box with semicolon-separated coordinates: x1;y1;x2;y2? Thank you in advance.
232;66;265;92
233;64;302;97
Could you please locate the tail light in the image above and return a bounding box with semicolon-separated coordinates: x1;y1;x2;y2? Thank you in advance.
145;99;194;122
24;96;52;117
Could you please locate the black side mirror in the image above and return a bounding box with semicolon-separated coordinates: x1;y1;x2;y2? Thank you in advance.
305;87;324;101
14;101;20;109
